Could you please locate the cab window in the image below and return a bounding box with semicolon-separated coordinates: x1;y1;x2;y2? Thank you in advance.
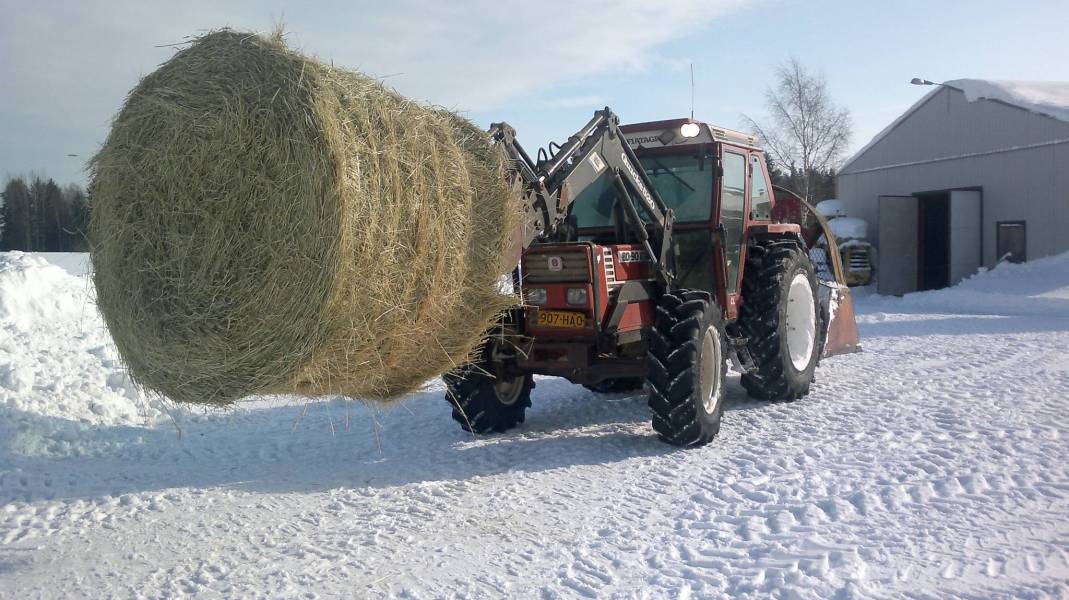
640;155;713;222
567;154;712;228
750;155;772;221
566;172;616;228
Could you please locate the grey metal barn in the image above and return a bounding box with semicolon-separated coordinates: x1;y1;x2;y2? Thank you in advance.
837;79;1069;295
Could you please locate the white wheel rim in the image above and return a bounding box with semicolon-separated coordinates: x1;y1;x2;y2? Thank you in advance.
494;377;523;406
786;273;817;372
699;326;722;413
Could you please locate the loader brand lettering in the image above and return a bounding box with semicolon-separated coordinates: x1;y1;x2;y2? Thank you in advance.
626;135;660;146
622;152;655;207
617;250;647;263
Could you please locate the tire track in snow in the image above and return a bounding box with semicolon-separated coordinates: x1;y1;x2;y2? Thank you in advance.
2;277;1069;597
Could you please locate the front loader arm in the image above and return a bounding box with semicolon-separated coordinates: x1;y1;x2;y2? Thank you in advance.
492;108;676;288
488;122;552;261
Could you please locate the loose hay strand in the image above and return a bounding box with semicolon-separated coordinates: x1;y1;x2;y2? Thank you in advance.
90;29;520;406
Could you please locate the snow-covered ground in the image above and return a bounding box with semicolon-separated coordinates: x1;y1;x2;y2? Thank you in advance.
1;251;1068;598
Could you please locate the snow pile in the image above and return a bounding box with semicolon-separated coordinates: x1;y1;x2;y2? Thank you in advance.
827;216;868;240
0;252;88;325
814;199;846;218
946;78;1069;124
0;252;168;451
863;250;1069;316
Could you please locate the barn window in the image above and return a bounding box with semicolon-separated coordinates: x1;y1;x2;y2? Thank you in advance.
997;221;1026;263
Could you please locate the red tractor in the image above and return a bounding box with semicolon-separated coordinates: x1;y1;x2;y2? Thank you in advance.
445;108;859;447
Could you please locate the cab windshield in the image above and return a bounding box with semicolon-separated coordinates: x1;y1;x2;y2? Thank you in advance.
567;154;713;228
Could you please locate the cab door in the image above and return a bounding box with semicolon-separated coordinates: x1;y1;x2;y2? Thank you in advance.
717;148;748;315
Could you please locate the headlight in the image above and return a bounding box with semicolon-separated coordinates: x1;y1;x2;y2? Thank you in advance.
680;122;700;138
567;287;588;305
525;287;547;305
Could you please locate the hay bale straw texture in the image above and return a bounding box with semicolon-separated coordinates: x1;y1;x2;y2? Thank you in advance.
89;29;520;405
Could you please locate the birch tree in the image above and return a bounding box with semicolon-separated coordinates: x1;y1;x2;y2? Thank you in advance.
745;58;852;201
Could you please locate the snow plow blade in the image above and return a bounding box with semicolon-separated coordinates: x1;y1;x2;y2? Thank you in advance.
822;284;861;358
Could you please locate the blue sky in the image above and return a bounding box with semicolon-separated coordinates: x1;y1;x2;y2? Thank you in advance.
3;0;1068;186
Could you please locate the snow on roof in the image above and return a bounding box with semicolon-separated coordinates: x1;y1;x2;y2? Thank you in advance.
840;79;1069;173
948;79;1069;123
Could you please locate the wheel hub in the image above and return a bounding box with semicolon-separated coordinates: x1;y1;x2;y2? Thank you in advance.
493;376;524;406
785;273;817;371
699;327;722;414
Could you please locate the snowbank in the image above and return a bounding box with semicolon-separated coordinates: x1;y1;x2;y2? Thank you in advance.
859;250;1069;317
0;252;167;439
0;252;90;325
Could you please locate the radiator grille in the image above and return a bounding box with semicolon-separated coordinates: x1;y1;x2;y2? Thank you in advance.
847;248;871;271
524;250;590;283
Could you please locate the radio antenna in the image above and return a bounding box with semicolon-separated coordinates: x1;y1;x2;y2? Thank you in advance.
689;63;695;120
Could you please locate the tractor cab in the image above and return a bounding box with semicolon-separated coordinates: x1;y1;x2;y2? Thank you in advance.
569;119;768;319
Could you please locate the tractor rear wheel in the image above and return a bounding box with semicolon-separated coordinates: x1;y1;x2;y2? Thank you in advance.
582;378;644;394
444;367;532;434
738;241;822;401
645;290;727;447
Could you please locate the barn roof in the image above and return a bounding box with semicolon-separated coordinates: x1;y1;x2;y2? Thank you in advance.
840;79;1069;173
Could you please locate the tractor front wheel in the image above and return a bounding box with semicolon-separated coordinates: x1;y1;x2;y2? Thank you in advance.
444;367;532;434
738;241;822;401
645;290;727;447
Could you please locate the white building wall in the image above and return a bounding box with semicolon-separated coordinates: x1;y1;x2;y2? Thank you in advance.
840;144;1068;269
838;86;1069;279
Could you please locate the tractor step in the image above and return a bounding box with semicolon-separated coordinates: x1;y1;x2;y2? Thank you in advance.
727;334;757;374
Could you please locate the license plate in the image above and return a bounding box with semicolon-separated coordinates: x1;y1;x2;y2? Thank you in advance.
536;310;587;329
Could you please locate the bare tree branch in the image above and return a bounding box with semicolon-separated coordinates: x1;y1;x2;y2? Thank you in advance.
743;58;852;201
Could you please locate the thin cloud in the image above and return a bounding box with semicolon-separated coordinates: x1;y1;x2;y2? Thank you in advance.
0;0;754;183
537;96;608;110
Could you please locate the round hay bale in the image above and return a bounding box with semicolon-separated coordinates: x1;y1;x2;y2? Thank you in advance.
89;29;520;405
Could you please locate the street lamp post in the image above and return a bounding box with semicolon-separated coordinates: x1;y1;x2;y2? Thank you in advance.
910;78;947;87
